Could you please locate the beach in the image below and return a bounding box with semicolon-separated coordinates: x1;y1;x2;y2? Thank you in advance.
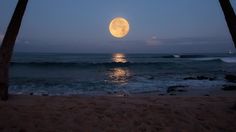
1;53;235;131
0;95;236;132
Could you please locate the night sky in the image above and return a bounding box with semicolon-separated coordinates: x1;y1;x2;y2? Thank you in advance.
0;0;236;53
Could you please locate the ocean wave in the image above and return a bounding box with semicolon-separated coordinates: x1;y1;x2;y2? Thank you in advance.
10;56;236;67
220;57;236;63
162;54;206;58
10;61;176;67
193;57;236;63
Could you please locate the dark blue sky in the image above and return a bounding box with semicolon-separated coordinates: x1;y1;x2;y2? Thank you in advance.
0;0;236;53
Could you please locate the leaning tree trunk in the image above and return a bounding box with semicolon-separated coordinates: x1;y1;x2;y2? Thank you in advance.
219;0;236;48
0;0;28;100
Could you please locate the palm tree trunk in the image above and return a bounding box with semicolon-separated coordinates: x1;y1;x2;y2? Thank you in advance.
0;0;28;100
219;0;236;48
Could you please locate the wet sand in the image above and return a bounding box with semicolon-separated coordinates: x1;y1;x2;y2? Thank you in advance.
0;95;236;132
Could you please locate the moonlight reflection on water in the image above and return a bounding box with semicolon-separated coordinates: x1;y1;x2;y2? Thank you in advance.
108;68;130;84
109;53;130;84
112;53;127;63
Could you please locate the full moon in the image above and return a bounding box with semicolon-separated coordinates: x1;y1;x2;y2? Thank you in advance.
109;17;130;38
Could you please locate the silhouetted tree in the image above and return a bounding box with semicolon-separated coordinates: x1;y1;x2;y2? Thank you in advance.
219;0;236;48
0;0;28;100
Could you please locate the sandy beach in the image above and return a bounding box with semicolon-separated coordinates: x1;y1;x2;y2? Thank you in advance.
0;95;235;132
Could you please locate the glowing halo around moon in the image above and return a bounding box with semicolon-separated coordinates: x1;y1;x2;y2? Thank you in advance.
109;17;130;38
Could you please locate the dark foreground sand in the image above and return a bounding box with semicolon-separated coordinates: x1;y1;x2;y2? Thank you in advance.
0;95;236;132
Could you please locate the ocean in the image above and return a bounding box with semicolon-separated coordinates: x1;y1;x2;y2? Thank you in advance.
9;52;236;96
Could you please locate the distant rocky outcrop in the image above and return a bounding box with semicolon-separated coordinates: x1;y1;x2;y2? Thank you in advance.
107;90;130;97
184;76;216;81
184;76;215;81
225;74;236;83
167;85;187;93
222;85;236;91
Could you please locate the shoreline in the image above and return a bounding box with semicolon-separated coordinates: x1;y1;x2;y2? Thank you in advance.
9;86;236;97
9;73;236;97
0;95;236;131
